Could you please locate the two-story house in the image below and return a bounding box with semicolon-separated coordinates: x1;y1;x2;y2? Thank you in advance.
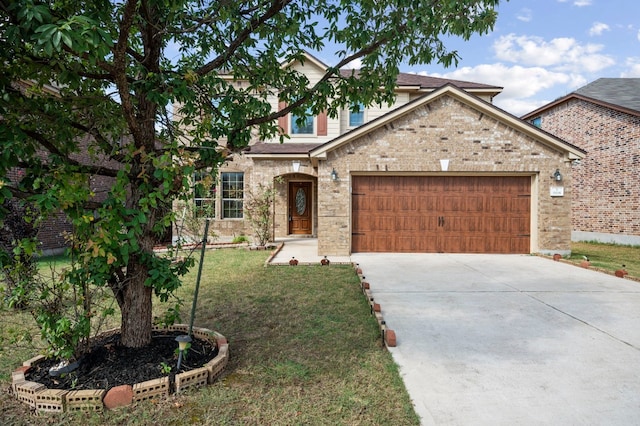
183;53;585;256
522;78;640;247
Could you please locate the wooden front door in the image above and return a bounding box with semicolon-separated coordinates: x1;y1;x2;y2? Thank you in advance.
288;182;312;235
352;176;531;253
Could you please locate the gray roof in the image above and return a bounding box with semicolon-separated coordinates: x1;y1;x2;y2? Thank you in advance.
574;78;640;112
339;69;502;91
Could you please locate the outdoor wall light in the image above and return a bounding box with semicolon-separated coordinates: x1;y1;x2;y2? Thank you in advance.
292;160;301;173
175;334;192;371
553;169;563;182
331;168;338;181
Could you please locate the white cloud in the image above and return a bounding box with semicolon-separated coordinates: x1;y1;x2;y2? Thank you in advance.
589;22;610;36
422;63;587;116
344;58;362;69
637;29;640;42
494;98;550;117
621;58;640;77
517;8;532;22
493;33;615;73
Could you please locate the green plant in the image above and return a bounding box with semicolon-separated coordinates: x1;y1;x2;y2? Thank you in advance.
0;199;39;309
244;178;282;246
175;200;219;245
232;234;250;244
159;361;172;375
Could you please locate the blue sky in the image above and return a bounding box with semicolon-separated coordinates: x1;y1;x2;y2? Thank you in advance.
316;0;640;117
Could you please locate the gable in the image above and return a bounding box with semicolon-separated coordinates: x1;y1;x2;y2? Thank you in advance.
311;85;585;161
324;95;572;167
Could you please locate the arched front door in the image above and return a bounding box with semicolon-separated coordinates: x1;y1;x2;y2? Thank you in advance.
288;181;312;235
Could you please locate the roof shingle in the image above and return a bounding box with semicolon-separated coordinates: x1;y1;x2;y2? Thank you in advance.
574;78;640;112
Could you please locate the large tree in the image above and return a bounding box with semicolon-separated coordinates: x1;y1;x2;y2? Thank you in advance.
0;0;500;349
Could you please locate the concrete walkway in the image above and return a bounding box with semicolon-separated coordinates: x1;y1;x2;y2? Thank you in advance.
268;237;351;265
270;239;640;425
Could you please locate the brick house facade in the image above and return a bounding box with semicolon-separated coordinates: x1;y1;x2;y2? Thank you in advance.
185;55;585;256
245;86;584;256
523;78;640;246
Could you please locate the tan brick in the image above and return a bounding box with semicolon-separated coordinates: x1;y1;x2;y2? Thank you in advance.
66;389;106;412
132;376;169;402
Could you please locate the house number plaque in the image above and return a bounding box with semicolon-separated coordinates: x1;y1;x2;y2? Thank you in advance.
550;187;564;197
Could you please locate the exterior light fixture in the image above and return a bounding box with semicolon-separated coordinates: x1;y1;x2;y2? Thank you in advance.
553;169;563;182
175;335;192;371
292;160;301;173
331;168;338;181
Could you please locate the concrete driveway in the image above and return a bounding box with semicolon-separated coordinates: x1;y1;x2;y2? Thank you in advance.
350;253;640;425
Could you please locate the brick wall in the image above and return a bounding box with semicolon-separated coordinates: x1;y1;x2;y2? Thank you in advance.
243;95;575;256
314;96;572;255
5;137;122;254
536;99;640;241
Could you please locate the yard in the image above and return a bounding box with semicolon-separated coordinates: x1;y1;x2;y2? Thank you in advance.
1;241;637;424
0;248;419;425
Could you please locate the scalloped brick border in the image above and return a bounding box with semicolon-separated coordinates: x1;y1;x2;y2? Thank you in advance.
354;264;397;348
12;324;229;413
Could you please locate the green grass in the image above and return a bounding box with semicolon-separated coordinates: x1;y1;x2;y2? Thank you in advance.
567;241;640;279
0;249;420;425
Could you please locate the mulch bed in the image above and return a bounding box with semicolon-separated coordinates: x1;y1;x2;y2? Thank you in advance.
25;330;217;391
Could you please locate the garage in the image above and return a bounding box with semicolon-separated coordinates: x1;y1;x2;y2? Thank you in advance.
351;175;531;253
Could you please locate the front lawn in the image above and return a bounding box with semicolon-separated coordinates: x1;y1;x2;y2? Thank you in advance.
567;241;640;279
0;248;419;425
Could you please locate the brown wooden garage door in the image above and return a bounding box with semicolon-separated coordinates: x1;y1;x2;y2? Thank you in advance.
352;176;531;253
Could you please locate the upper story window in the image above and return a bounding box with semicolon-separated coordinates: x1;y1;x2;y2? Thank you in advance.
531;116;542;128
291;106;314;134
221;172;244;219
349;102;365;127
193;171;216;218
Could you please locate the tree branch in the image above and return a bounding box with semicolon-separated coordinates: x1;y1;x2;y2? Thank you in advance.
195;0;293;76
112;0;141;142
243;36;391;127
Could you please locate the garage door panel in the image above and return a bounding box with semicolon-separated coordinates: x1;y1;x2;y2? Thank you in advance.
466;196;484;212
396;235;420;252
418;196;439;211
440;235;465;253
511;198;530;213
397;196;417;210
396;216;420;231
373;216;395;231
352;176;531;253
420;216;439;231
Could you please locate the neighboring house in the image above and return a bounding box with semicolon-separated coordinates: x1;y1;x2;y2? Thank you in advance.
180;53;585;256
522;78;640;246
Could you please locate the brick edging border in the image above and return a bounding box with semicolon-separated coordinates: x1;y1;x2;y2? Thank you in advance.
354;264;397;348
541;254;640;283
11;324;229;413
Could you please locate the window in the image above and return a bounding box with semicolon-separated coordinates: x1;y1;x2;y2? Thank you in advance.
531;116;542;128
349;102;365;127
291;106;314;134
222;172;244;218
193;171;216;218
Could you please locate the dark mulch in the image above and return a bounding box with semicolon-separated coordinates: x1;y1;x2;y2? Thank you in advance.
25;330;217;391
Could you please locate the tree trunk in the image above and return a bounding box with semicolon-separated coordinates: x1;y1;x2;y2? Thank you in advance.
119;267;153;347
